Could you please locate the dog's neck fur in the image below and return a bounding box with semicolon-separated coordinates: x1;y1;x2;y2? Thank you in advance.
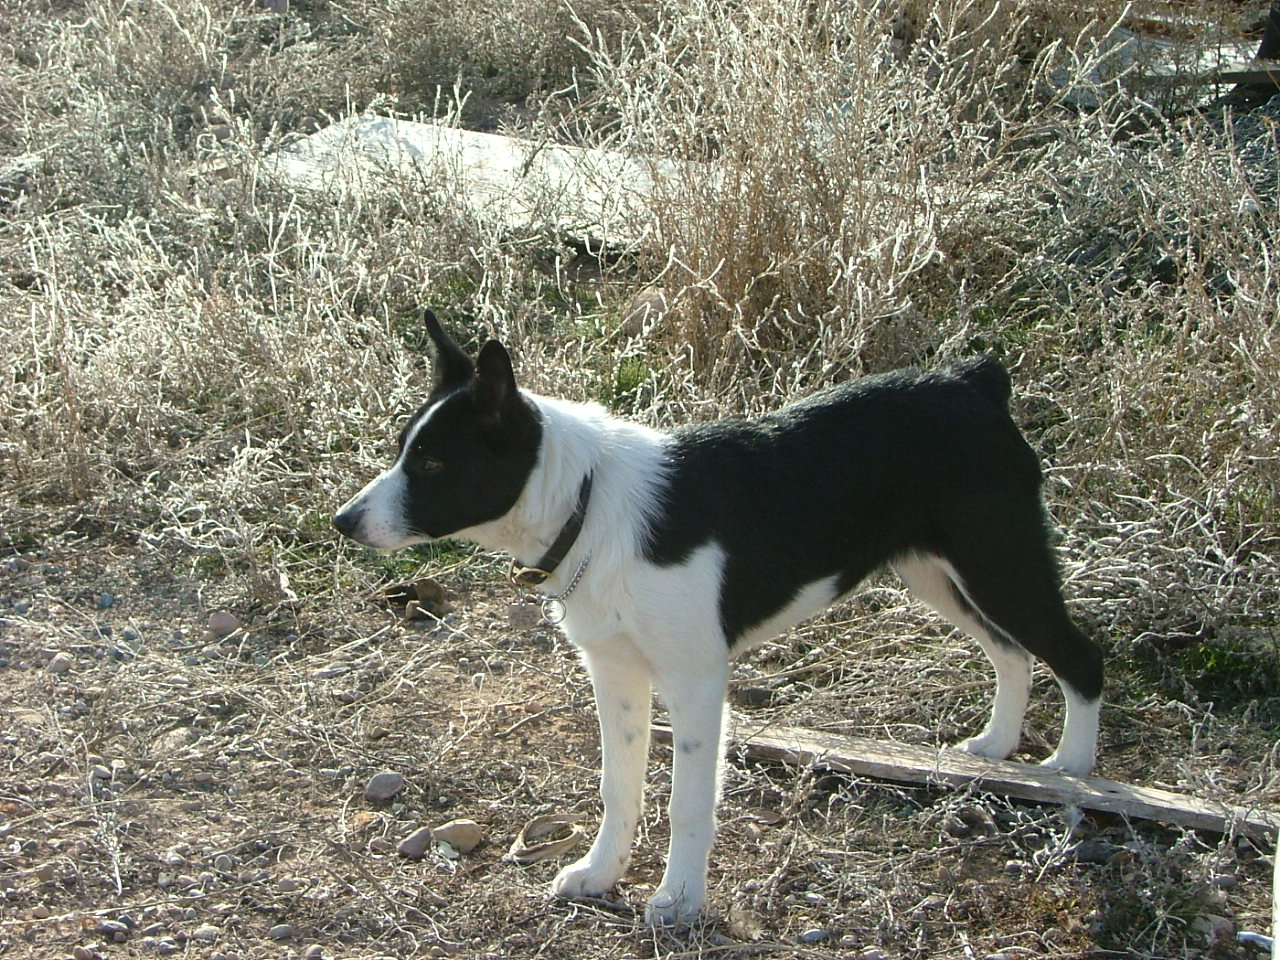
459;393;668;591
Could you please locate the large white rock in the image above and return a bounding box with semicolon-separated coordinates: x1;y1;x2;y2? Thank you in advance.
266;115;683;246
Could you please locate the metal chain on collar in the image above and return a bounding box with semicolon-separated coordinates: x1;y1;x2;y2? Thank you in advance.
539;552;591;625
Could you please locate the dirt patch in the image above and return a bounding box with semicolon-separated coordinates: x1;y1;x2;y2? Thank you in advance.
0;532;1273;959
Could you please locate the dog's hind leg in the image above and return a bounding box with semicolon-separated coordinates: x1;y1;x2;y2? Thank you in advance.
1042;669;1101;774
553;641;653;901
894;553;1032;762
909;531;1104;775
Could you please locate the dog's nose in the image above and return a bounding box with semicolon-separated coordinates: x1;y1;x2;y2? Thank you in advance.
332;505;362;539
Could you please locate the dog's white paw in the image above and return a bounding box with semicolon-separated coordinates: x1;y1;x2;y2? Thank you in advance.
955;731;1017;762
551;857;623;901
1040;749;1094;776
644;884;704;927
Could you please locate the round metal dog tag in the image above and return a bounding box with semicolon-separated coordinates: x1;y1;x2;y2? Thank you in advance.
541;598;567;625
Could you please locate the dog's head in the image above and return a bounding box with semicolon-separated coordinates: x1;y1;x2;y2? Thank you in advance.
332;311;542;549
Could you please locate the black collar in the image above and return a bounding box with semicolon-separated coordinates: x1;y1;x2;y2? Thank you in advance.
508;473;593;588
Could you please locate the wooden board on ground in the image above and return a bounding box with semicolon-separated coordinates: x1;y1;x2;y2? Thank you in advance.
653;722;1280;840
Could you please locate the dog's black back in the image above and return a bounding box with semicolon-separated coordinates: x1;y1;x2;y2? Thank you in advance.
644;357;1102;700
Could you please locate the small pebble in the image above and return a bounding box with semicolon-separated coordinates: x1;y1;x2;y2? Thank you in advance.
72;948;97;960
31;904;50;919
46;652;74;674
97;918;129;940
431;819;483;854
1193;914;1236;940
35;863;55;883
364;771;406;801
276;876;301;892
13;600;29;615
303;945;324;959
314;661;351;679
267;923;293;940
799;928;829;943
1071;840;1122;865
396;826;434;860
192;923;219;941
206;611;240;637
213;854;235;872
121;626;140;642
157;940;180;956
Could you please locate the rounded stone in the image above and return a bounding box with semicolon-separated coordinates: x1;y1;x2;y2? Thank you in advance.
206;611;240;637
363;772;406;802
396;826;434;860
97;918;129;939
431;819;483;854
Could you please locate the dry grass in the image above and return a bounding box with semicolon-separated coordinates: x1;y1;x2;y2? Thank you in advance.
1;1;1278;958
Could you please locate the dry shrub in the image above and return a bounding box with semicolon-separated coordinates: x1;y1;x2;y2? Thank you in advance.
1005;105;1280;642
566;0;1130;384
377;0;650;125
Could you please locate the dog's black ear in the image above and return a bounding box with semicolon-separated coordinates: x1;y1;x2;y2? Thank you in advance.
470;339;519;420
423;309;474;388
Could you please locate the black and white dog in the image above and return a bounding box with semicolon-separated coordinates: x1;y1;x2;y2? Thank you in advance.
333;312;1103;924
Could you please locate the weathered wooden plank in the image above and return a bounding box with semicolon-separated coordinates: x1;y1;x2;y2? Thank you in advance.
1138;59;1280;87
653;723;1280;839
1214;64;1280;88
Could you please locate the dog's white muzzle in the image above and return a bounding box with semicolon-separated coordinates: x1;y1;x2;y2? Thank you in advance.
332;469;419;549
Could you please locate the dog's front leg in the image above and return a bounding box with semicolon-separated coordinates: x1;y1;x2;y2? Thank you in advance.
552;645;651;901
646;668;729;926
